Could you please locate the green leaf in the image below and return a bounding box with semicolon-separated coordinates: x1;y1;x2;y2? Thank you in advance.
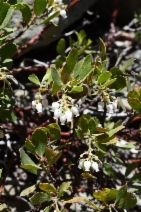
117;97;126;112
116;192;137;209
110;76;126;91
81;173;94;179
103;78;117;87
88;118;97;134
125;162;138;177
110;67;124;76
45;148;62;166
20;184;37;196
127;90;140;99
61;48;78;83
70;86;83;93
99;38;106;61
0;109;17;121
57;38;66;55
0;0;3;7
98;71;112;84
120;58;135;71
129;172;141;183
78;55;93;80
43;206;52;212
42;69;52;82
0;3;14;29
94;142;106;153
39;11;59;25
58;182;71;198
73;58;84;79
19;148;37;166
93;188;118;203
32;128;47;156
21;164;41;175
51;66;63;87
52;82;62;95
28;74;40;85
7;0;23;4
75;128;84;139
65;48;78;74
47;123;61;140
116;185;127;202
0;42;18;59
0;59;13;69
39;183;56;193
30;192;52;205
25;139;35;155
13;3;32;23
106;125;124;137
0;169;2;178
63;197;100;210
103;163;116;179
78;114;91;130
128;97;141;111
34;0;47;16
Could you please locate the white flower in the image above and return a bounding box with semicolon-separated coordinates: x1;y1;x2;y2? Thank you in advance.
71;106;79;117
65;110;73;122
78;160;83;169
52;17;60;25
106;104;114;113
52;102;60;111
91;161;99;172
98;102;104;112
84;160;91;171
60;114;67;125
112;100;118;112
60;9;67;18
77;99;82;106
54;0;62;4
32;100;36;109
42;99;48;108
36;102;42;113
54;109;61;119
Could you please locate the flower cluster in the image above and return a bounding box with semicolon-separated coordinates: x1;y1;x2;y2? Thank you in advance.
98;100;118;113
52;95;80;125
51;0;67;25
32;99;48;113
78;159;99;172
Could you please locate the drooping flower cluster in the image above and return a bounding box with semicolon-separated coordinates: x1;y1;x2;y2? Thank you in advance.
52;95;80;125
98;100;118;113
78;159;99;172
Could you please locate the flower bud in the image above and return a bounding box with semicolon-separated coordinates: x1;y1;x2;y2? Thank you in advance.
78;160;83;169
60;114;67;125
52;102;60;111
71;106;79;117
98;102;104;112
112;100;118;111
84;160;91;171
60;9;67;18
54;0;62;3
54;109;61;119
32;100;36;109
91;161;99;172
52;17;60;25
106;104;114;113
65;110;72;122
36;103;42;113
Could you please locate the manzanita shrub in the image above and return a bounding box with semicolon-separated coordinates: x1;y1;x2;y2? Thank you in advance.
0;0;140;212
